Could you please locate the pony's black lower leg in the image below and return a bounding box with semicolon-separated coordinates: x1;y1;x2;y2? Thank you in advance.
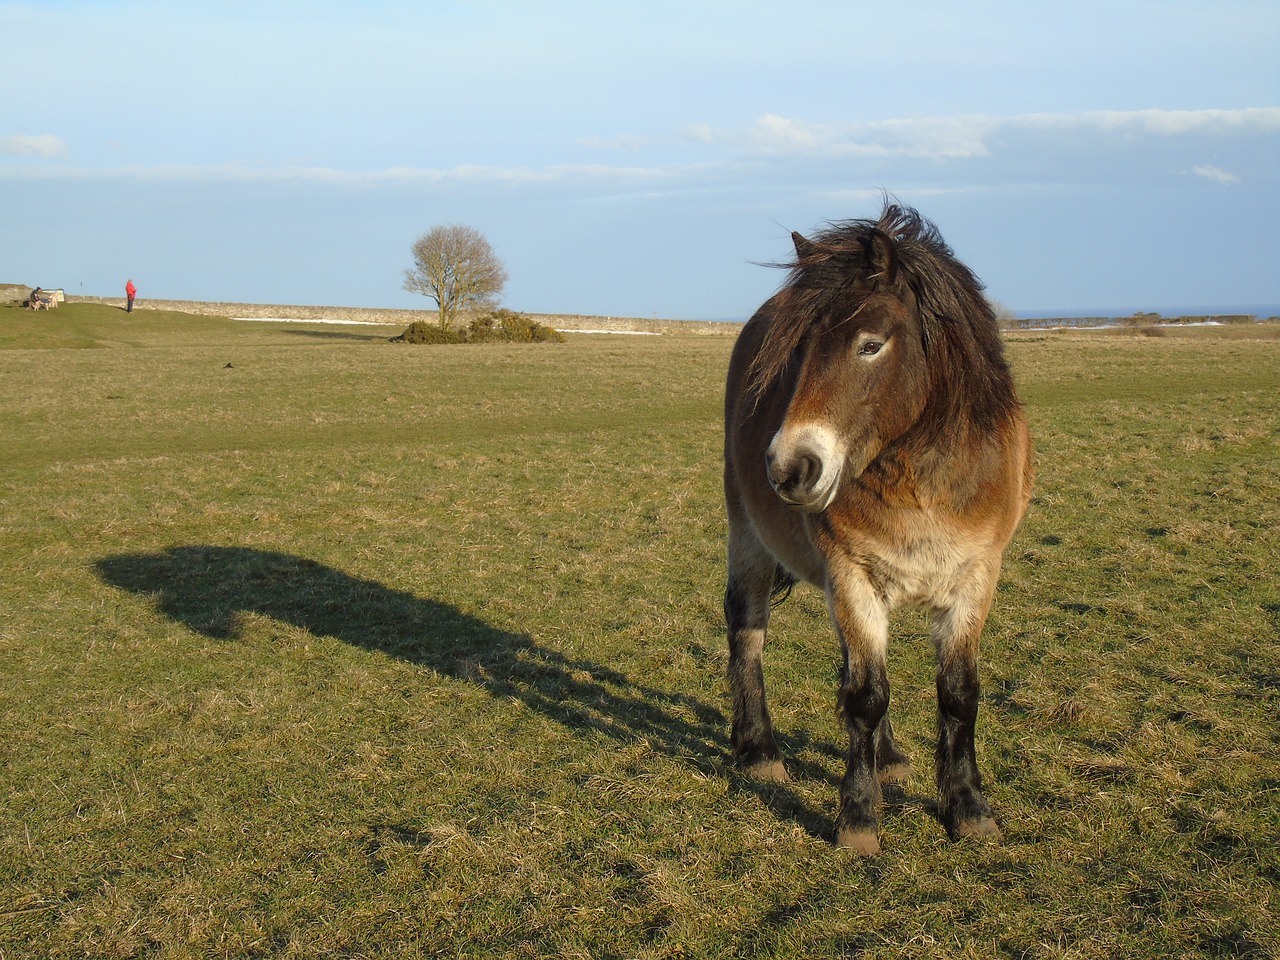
875;713;912;784
936;654;1000;840
725;577;786;781
835;659;889;853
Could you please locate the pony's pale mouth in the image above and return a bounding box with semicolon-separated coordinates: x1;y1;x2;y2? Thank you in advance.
772;476;840;512
766;424;843;512
768;461;842;512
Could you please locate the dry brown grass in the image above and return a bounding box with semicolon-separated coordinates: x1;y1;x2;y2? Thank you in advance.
1;303;1276;957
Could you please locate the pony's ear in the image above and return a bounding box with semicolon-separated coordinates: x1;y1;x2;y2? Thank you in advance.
791;231;819;261
864;229;899;287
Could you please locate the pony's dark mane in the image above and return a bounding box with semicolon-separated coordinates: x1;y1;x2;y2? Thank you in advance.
747;203;1020;436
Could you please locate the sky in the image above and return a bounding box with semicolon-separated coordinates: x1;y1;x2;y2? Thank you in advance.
3;0;1278;320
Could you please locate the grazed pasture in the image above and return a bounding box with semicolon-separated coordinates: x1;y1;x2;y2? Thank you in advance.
1;304;1277;958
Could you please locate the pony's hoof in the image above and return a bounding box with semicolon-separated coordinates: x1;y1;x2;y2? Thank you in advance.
877;759;913;785
954;815;1002;842
836;827;881;856
742;759;789;783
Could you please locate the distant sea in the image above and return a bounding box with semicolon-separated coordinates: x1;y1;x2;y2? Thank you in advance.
1013;304;1280;321
699;304;1279;325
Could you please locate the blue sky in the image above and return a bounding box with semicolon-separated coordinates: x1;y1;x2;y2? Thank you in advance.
4;1;1278;319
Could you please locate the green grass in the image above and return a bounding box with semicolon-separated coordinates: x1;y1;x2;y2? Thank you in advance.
2;303;1277;958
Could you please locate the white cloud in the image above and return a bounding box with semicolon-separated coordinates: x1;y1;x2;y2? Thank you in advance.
1112;107;1280;136
0;134;66;158
2;108;1274;193
674;114;989;161
993;107;1280;140
646;107;1280;167
0;159;724;189
1191;164;1241;185
748;114;824;152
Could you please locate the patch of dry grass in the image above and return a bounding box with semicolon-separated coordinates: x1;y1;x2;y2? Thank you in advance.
1;303;1277;957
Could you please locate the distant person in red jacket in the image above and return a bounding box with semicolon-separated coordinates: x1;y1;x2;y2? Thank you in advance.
125;279;137;313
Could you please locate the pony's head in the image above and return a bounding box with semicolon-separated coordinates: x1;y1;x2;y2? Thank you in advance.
754;204;1018;511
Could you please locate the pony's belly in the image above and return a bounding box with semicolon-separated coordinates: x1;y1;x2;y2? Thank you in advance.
761;518;828;587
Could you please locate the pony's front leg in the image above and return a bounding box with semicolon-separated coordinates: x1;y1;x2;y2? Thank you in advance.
829;575;890;854
933;591;1002;841
725;533;788;783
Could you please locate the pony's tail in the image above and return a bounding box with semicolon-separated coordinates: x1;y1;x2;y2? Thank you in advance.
770;566;798;607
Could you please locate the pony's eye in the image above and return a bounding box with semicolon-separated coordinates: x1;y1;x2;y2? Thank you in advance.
858;339;884;356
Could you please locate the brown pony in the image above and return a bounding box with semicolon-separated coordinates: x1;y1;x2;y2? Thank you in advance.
723;204;1033;853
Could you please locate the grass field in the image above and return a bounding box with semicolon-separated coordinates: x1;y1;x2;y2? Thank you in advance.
2;302;1277;958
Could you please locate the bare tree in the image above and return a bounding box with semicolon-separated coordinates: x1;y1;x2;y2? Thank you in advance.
403;224;508;329
986;296;1018;328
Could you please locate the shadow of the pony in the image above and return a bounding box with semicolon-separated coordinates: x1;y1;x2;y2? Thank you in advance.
95;545;849;840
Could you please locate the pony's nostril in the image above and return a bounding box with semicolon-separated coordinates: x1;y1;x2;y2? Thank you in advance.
768;449;823;501
795;454;821;492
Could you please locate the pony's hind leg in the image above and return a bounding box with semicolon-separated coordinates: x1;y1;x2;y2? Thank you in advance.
875;714;913;785
829;574;892;854
725;533;788;783
932;595;1001;842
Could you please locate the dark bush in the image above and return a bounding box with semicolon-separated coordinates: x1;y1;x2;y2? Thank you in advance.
464;310;565;343
392;320;464;344
1119;313;1167;337
392;311;564;345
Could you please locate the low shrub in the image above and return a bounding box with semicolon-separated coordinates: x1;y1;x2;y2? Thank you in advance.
464;310;565;343
392;321;463;344
392;311;564;345
1119;313;1168;337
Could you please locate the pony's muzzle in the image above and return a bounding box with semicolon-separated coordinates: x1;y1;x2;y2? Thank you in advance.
766;426;842;512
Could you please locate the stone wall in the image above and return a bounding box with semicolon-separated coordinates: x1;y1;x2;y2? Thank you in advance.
69;296;743;335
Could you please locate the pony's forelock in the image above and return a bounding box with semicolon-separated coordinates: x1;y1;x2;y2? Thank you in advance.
744;202;1018;433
